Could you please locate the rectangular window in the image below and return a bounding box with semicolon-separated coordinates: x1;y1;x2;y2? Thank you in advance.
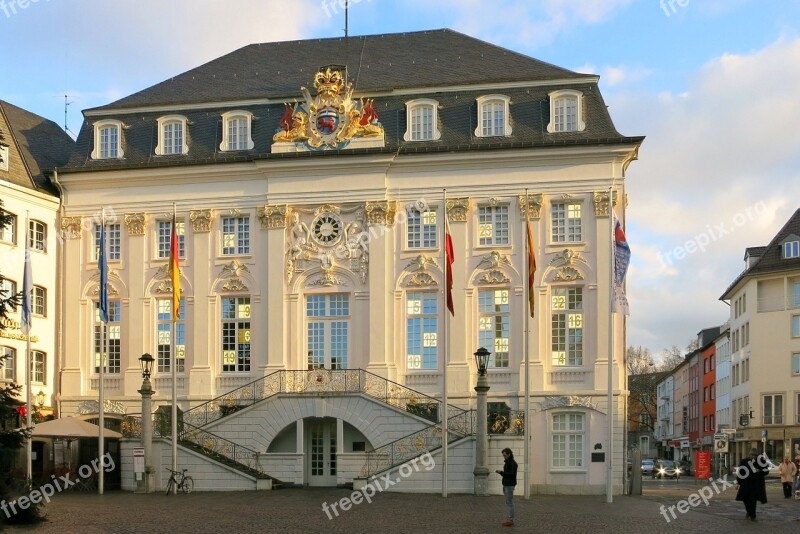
100;126;118;159
1;279;17;303
792;353;800;375
551;287;583;366
552;413;584;468
222;296;251;372
94;301;121;374
406;209;437;248
792;315;800;338
481;102;505;137
29;220;46;252
554;96;577;132
30;350;45;384
478;289;509;367
157;220;185;259
784;241;800;258
0;146;8;171
228;118;248;150
478;205;509;246
93;224;122;261
0;212;16;244
32;286;46;316
552;203;582;242
406;292;438;370
157;299;185;373
410;106;433;141
762;394;783;425
222;216;250;255
306;294;350;370
163;123;183;155
1;346;15;381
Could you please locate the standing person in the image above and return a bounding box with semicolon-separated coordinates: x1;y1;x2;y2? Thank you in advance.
495;448;518;527
735;448;768;521
778;456;798;498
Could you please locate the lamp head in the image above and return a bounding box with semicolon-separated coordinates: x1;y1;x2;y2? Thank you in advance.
36;390;46;408
474;347;491;376
139;353;154;380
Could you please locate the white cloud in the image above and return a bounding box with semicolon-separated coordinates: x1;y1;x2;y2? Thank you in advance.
610;37;800;350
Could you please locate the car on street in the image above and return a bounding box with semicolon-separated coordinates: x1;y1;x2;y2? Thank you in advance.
653;460;681;479
641;459;655;476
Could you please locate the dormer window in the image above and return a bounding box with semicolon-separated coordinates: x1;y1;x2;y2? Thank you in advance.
91;120;124;159
475;95;512;137
404;99;441;142
785;240;800;259
547;90;585;133
0;145;8;171
156;115;189;156
220;111;254;151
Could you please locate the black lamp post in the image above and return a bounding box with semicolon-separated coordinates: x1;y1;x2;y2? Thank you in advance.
473;347;491;495
138;353;155;492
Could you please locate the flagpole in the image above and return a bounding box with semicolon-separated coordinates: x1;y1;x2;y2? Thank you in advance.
171;203;178;493
23;211;32;484
523;191;531;499
99;208;106;495
441;188;448;498
606;186;614;504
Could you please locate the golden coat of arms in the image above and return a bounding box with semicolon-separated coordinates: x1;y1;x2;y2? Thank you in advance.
273;67;384;149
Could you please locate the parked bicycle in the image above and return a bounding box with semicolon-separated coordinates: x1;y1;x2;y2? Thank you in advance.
165;468;194;495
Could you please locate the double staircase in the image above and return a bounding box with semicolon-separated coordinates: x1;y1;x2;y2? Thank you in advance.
124;369;477;486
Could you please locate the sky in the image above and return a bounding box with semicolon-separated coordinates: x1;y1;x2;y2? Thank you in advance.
2;0;799;358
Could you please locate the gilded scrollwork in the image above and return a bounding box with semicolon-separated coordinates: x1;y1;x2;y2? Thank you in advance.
477;269;510;285
222;278;249;292
593;190;617;217
518;193;543;220
60;217;83;239
553;266;583;282
257;205;288;229
124;213;146;236
365;200;396;225
445;197;470;222
406;272;437;287
189;209;212;232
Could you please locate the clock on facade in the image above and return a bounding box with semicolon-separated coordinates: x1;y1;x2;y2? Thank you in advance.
311;213;343;245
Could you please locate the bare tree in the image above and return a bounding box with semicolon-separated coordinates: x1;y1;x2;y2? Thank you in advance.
657;345;684;372
626;345;654;376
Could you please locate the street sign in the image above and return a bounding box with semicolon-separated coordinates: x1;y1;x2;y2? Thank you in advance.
721;428;736;434
714;434;729;453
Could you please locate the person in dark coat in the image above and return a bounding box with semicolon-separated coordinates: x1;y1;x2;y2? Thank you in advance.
735;448;768;521
495;448;518;527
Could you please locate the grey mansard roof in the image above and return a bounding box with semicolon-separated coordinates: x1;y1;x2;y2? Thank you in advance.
64;29;643;172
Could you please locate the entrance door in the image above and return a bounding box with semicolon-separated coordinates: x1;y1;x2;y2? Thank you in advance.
307;419;337;486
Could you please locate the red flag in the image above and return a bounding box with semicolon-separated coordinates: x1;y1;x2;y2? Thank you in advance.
526;220;536;318
169;212;181;320
445;216;454;316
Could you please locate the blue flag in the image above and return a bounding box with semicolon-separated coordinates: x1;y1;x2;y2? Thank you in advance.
612;211;631;316
20;231;32;334
98;221;109;324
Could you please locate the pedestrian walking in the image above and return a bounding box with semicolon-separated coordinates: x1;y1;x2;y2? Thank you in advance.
778;456;798;498
495;448;518;527
735;448;768;521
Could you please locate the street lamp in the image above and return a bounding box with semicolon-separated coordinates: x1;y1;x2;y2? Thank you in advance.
138;353;156;492
473;347;491;496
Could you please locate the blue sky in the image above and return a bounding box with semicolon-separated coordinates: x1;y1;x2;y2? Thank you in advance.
2;0;799;357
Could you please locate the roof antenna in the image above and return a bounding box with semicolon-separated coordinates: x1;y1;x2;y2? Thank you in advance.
63;94;74;134
344;1;349;37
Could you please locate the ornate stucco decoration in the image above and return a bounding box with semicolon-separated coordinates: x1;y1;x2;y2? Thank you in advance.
272;66;384;151
77;399;126;415
256;205;287;229
155;263;182;281
92;283;119;296
405;254;439;273
190;209;212;232
477;270;510;285
477;251;511;271
365;200;395;226
60;217;83;239
307;258;345;287
445;197;470;223
406;272;437;287
124;213;146;236
536;396;596;412
221;260;250;278
559;193;575;202
153;279;184;295
553;266;584;282
517;193;543;220
549;249;583;268
592;190;618;217
222;278;249;292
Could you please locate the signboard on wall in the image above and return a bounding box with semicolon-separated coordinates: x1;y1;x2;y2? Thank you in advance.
695;451;712;480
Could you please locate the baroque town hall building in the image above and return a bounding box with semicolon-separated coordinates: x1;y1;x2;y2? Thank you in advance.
55;29;643;494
